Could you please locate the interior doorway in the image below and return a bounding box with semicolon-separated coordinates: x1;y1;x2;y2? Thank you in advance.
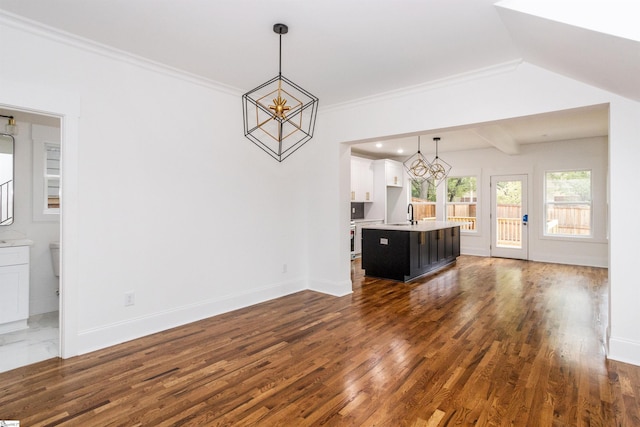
490;174;528;260
0;107;63;372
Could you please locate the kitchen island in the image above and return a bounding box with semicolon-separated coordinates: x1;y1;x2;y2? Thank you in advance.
361;221;464;282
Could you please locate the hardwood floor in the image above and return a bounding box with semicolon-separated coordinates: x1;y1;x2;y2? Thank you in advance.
1;256;639;426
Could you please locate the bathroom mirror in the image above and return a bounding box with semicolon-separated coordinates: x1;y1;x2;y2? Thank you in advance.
0;133;14;225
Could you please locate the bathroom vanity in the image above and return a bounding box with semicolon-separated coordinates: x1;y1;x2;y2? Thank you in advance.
0;240;32;333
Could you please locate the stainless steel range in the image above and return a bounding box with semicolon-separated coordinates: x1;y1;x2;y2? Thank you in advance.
350;221;356;259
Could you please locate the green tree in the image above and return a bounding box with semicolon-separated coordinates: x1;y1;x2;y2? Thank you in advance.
496;180;521;204
447;177;476;202
411;179;436;202
546;171;591;201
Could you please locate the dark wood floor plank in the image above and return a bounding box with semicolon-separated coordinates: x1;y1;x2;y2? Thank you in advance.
1;255;639;426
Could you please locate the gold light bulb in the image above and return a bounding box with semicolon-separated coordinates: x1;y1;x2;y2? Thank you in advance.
269;96;290;119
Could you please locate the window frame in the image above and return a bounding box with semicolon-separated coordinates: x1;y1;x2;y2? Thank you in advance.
543;169;593;239
408;178;437;222
44;143;61;211
445;175;478;234
32;125;61;222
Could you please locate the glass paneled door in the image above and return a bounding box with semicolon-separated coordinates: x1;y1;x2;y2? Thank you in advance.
490;175;528;260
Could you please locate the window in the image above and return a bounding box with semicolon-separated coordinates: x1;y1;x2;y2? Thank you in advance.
32;124;61;222
410;179;436;221
545;170;591;237
0;135;13;225
446;176;477;231
45;144;60;209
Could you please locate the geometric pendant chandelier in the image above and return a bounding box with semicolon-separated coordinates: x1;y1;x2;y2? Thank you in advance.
427;137;452;187
242;23;319;162
403;135;432;182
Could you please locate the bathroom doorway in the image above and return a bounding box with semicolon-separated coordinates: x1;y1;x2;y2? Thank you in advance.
0;108;62;372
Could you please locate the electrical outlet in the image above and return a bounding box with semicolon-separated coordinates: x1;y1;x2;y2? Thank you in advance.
282;264;288;273
124;291;135;306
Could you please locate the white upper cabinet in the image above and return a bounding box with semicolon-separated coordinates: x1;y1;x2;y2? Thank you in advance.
350;157;374;202
385;159;404;187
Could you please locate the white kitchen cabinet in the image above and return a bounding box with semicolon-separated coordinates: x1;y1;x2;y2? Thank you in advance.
350;156;374;202
371;159;409;224
385;159;404;187
354;219;383;255
0;245;30;333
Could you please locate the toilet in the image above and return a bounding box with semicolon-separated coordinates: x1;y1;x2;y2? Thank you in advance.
49;242;60;277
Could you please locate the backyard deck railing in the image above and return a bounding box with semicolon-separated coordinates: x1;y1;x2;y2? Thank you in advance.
496;217;522;247
407;202;589;238
447;216;476;231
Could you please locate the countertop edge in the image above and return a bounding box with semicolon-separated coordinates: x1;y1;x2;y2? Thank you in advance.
361;222;469;232
353;218;384;223
0;239;35;248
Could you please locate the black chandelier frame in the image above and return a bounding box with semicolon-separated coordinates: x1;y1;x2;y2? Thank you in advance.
242;23;319;162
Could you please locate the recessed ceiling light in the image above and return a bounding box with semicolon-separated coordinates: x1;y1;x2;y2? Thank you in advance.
397;148;404;154
375;143;382;148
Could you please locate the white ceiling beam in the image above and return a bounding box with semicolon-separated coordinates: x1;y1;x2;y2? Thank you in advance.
472;125;520;155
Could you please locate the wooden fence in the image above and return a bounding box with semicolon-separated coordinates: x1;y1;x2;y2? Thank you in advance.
409;202;590;237
546;204;591;235
412;202;435;222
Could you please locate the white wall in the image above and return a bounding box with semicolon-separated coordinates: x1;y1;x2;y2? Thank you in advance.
608;99;640;366
0;121;60;315
1;17;311;356
2;14;639;367
308;62;640;365
438;137;607;267
353;136;608;267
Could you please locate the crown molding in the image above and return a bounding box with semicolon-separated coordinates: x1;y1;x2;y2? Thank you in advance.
321;59;523;114
0;10;243;97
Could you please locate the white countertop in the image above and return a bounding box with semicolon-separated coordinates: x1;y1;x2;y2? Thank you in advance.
353;218;383;223
361;221;468;232
0;239;35;248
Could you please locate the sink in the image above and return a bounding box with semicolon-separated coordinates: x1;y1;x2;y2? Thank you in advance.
0;239;35;247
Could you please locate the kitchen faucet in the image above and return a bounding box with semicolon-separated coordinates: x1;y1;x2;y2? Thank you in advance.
407;203;416;225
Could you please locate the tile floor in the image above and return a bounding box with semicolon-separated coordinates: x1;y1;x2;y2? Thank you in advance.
0;312;59;373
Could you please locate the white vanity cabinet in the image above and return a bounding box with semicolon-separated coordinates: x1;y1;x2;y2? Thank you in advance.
0;245;30;333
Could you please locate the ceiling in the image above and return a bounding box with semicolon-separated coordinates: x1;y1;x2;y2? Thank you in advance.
0;0;522;106
0;1;634;157
351;104;609;159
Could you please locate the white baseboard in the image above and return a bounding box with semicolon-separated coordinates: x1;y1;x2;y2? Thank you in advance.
608;336;640;366
0;319;28;334
308;277;353;297
460;249;607;268
531;253;608;268
76;277;306;355
30;295;60;316
461;248;490;257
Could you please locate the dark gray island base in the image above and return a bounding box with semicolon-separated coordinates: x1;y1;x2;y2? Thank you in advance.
361;222;463;282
